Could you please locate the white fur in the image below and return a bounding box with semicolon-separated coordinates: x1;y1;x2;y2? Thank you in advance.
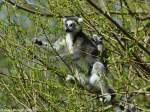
89;73;99;85
91;62;105;75
92;34;103;52
53;39;65;50
66;33;73;54
92;34;98;39
78;18;83;23
66;20;74;26
89;62;112;103
89;62;105;86
97;44;103;52
103;94;112;103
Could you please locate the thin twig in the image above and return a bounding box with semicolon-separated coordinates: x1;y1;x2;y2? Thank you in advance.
41;25;74;75
5;0;79;18
86;0;150;55
86;0;150;74
5;0;57;17
122;0;150;21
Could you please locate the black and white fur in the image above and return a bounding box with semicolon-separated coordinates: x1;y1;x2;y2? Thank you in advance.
33;16;115;103
62;17;116;103
64;17;99;68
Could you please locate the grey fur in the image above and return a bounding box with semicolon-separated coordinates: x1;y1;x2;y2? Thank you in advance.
32;16;116;105
63;17;116;104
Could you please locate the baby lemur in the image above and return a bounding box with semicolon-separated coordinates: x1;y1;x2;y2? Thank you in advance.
33;16;115;103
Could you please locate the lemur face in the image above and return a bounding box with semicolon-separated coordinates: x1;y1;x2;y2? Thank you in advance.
62;17;83;33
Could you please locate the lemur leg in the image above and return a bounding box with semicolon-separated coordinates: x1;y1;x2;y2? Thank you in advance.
89;61;115;103
32;38;75;62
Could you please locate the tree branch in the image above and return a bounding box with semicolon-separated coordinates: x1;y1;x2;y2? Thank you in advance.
5;0;80;18
86;0;150;55
122;0;150;21
86;0;150;74
41;25;74;75
5;0;61;18
110;11;149;16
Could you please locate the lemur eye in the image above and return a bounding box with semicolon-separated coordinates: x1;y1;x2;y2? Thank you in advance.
70;23;76;27
70;23;74;27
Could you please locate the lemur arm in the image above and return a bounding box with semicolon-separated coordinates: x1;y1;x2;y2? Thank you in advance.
32;38;66;51
32;38;74;59
32;34;104;58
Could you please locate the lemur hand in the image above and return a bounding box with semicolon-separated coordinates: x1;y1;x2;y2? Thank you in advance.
92;34;103;45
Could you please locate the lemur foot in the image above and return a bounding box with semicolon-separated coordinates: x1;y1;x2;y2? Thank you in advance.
97;94;112;104
102;94;112;103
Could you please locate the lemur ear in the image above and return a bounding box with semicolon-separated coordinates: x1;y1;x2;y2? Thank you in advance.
78;18;83;23
62;17;67;23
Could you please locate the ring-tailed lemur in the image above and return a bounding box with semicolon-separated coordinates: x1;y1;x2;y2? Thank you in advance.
62;16;100;76
33;16;114;103
62;16;116;104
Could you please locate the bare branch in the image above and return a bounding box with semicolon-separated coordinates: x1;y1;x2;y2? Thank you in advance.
87;0;150;55
122;0;150;21
5;0;81;18
5;0;61;18
86;0;150;74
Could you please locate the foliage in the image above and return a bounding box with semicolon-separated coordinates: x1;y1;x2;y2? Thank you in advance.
0;0;150;111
